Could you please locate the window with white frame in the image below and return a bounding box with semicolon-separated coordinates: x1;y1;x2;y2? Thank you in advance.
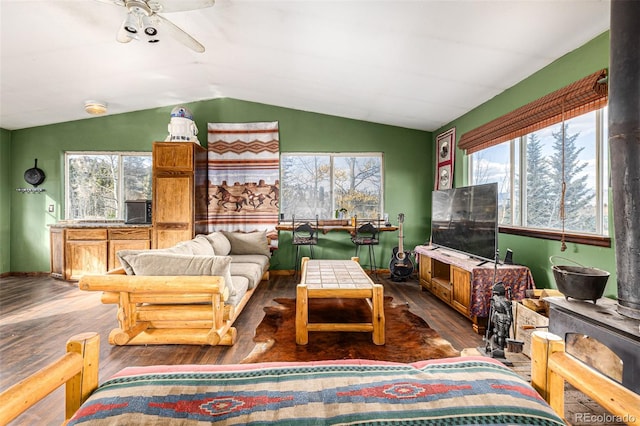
469;108;609;237
65;152;152;220
280;153;383;220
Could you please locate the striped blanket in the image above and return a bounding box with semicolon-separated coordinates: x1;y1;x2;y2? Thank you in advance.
68;357;564;425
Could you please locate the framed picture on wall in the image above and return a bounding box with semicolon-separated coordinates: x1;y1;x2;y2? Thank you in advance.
435;128;455;190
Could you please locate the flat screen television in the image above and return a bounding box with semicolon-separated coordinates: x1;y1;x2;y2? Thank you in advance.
430;182;498;263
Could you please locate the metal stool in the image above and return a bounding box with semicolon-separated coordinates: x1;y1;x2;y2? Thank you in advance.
292;215;319;277
351;219;379;276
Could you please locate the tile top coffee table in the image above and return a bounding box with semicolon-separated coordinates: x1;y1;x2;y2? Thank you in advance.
296;257;385;345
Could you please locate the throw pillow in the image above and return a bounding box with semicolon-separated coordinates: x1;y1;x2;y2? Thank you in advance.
203;232;231;256
116;243;199;274
222;230;270;256
188;235;216;255
168;238;212;255
165;242;195;254
116;249;146;275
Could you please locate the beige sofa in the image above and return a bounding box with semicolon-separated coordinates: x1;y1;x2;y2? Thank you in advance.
78;231;271;346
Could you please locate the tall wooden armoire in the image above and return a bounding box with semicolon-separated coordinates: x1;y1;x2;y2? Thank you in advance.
152;142;208;248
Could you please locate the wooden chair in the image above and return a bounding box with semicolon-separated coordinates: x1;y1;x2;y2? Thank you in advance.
292;215;319;277
351;217;380;276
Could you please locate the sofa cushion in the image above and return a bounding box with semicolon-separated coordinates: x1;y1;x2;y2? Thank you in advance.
189;235;216;255
170;236;215;255
164;242;195;255
229;254;270;271
117;252;233;298
202;232;231;256
227;276;249;306
222;231;270;256
116;246;192;274
230;262;264;290
116;249;147;275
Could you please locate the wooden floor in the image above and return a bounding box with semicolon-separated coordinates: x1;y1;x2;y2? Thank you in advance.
1;272;483;425
1;273;622;425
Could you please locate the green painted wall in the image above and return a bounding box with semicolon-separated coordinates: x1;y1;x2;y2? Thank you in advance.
6;99;431;273
5;31;618;296
433;31;617;297
1;128;12;274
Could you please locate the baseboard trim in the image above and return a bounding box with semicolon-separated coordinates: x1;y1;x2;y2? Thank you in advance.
0;272;50;278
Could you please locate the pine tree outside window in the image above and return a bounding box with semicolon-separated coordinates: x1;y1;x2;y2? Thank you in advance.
470;107;609;241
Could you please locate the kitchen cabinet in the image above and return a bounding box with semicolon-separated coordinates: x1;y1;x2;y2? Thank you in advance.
50;225;151;281
152;142;208;249
65;229;108;281
107;228;152;270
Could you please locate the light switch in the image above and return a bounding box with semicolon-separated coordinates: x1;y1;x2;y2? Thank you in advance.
48;204;54;213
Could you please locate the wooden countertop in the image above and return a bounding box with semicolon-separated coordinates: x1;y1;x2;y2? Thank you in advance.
49;221;152;228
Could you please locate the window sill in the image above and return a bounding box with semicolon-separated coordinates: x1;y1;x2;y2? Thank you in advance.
498;226;611;248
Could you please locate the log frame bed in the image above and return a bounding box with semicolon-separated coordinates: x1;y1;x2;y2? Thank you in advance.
1;331;639;425
530;332;640;424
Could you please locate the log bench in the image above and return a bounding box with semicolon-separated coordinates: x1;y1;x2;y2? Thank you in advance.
78;268;239;346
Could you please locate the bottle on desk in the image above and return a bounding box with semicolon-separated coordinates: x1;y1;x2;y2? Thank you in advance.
351;215;357;227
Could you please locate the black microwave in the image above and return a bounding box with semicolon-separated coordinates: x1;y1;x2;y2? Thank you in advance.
125;200;152;224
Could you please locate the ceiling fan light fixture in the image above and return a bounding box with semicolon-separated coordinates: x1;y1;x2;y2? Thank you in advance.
123;12;139;34
141;15;157;36
84;100;108;116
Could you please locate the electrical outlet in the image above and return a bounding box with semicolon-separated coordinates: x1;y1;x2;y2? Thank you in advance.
48;204;54;213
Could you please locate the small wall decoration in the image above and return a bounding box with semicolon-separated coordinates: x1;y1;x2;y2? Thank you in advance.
435;128;455;190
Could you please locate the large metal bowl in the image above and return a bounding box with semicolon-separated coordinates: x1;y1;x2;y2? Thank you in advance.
550;256;609;303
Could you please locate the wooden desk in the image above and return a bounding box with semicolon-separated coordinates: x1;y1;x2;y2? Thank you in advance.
276;221;398;235
296;257;385;345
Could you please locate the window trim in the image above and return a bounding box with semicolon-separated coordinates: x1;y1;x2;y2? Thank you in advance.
64;151;152;220
499;225;611;248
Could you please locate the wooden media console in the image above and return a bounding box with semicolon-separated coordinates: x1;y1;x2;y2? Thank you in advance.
415;245;535;334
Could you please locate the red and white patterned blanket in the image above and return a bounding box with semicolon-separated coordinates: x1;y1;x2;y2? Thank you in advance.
68;356;564;425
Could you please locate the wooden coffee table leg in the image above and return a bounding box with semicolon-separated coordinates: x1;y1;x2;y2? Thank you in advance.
296;284;309;345
372;284;385;345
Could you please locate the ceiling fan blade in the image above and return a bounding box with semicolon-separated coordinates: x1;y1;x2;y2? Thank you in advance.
93;0;126;7
147;0;215;13
154;14;206;53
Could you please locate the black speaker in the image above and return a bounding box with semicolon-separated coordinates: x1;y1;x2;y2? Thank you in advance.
504;249;513;265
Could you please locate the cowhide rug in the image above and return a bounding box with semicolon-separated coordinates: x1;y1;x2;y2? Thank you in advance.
241;297;460;364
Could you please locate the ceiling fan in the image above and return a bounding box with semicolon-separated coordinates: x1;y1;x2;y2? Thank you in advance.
96;0;215;53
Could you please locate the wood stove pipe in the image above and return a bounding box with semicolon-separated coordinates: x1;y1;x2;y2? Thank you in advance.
609;0;640;320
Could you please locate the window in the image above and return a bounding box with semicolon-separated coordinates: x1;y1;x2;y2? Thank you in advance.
280;153;383;219
470;108;609;241
65;152;152;220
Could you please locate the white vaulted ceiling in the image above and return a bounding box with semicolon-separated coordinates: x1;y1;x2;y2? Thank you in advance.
0;0;610;131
